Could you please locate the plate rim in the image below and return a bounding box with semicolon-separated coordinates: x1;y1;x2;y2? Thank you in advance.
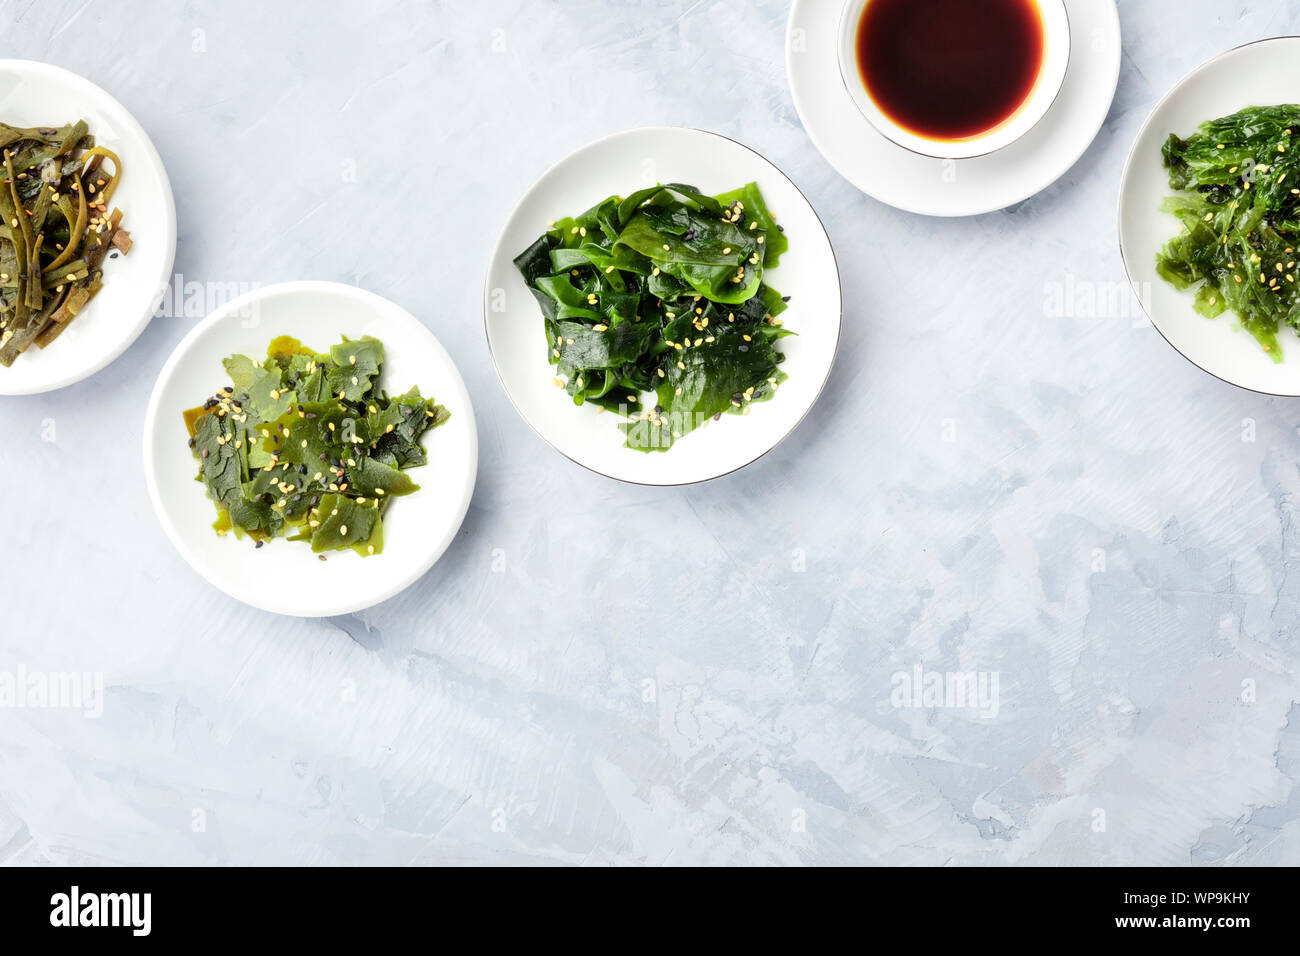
785;0;1121;217
1116;34;1300;398
481;124;843;487
0;57;178;396
142;279;479;617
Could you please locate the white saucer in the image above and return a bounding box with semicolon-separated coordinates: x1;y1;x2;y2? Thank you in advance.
0;59;176;395
786;0;1121;217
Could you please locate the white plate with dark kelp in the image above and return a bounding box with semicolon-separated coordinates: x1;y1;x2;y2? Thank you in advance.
484;126;841;485
143;282;477;617
1119;37;1300;395
0;59;175;395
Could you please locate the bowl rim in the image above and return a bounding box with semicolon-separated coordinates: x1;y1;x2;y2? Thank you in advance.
833;0;1072;161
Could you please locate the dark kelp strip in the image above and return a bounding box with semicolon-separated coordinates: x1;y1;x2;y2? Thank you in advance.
0;120;131;367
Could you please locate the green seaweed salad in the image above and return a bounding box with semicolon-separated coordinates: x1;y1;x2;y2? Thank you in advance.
514;182;794;451
184;336;449;557
1157;105;1300;360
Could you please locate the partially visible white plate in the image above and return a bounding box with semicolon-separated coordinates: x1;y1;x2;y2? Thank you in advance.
143;281;478;617
484;126;841;486
1119;37;1300;396
0;59;176;395
786;0;1120;216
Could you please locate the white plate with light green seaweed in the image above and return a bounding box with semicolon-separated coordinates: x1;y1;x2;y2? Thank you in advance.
144;282;477;617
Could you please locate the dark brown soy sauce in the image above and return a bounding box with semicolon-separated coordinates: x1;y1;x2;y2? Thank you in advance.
856;0;1045;141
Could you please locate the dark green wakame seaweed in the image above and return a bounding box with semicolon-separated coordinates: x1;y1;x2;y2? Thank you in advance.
514;182;794;452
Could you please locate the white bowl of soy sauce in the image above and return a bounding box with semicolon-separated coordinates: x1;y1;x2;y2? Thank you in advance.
836;0;1071;160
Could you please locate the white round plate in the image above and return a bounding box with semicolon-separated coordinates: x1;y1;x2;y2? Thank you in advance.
0;59;176;395
484;126;841;486
787;0;1121;216
143;281;478;617
1119;37;1300;396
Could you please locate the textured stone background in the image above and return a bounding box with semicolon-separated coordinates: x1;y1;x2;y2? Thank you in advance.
0;0;1297;865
